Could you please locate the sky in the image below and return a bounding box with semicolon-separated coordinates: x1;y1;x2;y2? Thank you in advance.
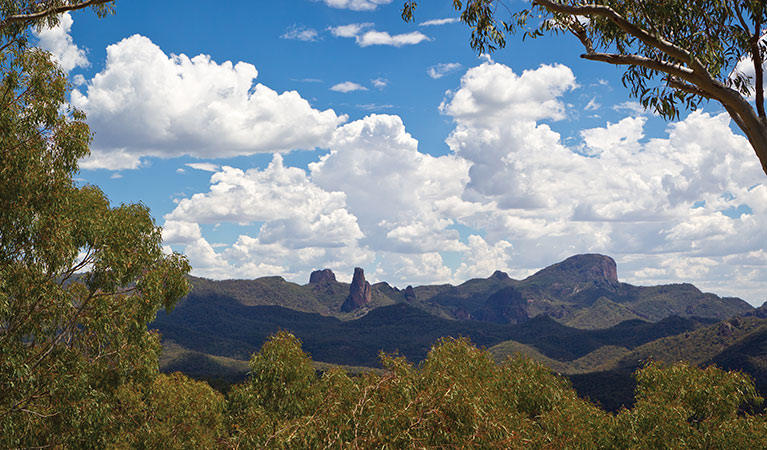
37;0;766;305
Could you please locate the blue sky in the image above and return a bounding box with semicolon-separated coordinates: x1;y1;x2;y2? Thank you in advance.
38;0;766;304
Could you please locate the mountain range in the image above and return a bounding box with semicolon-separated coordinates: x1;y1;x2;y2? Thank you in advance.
151;254;765;410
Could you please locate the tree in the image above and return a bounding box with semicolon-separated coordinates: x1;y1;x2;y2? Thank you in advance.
0;3;191;447
402;0;767;176
610;362;767;449
110;373;227;450
0;0;115;37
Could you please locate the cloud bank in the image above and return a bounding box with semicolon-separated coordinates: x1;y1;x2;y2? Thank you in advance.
158;61;765;303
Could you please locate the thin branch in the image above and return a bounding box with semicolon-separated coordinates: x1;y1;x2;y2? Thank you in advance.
59;248;93;285
20;408;59;418
23;288;96;370
0;0;113;31
580;52;702;87
566;17;594;53
0;37;21;53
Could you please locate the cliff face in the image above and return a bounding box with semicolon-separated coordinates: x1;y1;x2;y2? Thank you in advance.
528;254;619;285
309;269;337;284
340;267;372;312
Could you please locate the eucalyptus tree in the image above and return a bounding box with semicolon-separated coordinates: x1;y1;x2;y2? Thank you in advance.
0;2;191;448
403;0;767;176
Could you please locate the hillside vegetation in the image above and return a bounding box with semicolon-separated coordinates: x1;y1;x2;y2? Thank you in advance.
180;255;752;328
158;332;767;448
154;254;761;410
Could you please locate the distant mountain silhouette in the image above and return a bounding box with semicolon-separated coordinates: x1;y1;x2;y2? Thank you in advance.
152;254;757;411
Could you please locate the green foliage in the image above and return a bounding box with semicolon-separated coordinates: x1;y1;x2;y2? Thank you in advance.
227;331;322;447
223;332;610;448
611;362;767;449
614;316;767;371
0;0;115;41
0;5;190;447
110;373;227;450
219;331;767;448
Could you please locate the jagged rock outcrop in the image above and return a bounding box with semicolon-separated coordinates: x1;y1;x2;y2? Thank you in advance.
472;286;529;325
404;285;416;301
340;267;372;312
309;268;336;284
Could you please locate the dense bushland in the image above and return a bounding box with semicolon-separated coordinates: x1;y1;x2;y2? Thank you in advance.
101;332;767;449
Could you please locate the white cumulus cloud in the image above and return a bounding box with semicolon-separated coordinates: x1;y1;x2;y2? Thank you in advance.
73;35;345;170
329;23;373;38
309;114;479;256
185;162;220;172
33;12;88;72
441;60;766;303
371;78;388;89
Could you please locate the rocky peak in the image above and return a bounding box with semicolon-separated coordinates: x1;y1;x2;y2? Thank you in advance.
404;285;416;301
572;254;618;283
340;267;372;312
533;254;618;285
309;268;336;284
490;270;510;280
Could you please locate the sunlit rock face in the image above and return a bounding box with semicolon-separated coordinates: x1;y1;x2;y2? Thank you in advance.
309;269;337;284
532;254;619;285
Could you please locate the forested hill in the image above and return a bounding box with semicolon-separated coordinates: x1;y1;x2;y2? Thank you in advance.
151;254;760;410
177;254;752;328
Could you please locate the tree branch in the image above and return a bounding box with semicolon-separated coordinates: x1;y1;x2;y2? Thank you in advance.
752;25;765;118
580;52;704;89
532;0;712;76
565;17;594;54
666;77;715;100
721;102;751;140
733;4;766;118
0;0;113;31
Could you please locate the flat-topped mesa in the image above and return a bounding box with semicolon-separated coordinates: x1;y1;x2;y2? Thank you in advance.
309;268;336;284
340;267;372;312
569;254;618;284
